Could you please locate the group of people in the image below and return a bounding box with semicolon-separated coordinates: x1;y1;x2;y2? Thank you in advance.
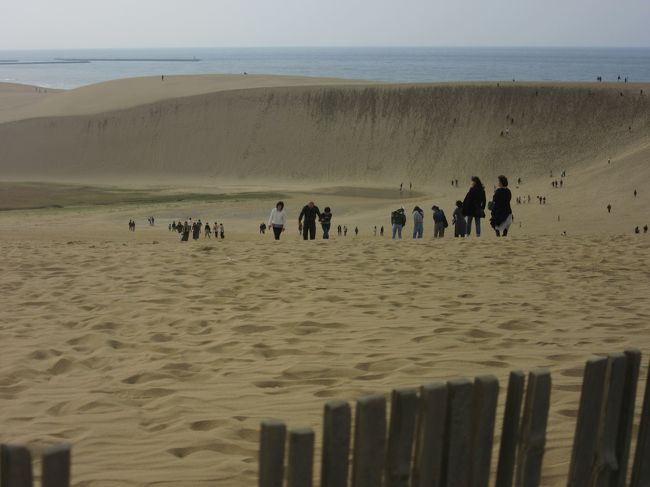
169;220;224;242
264;175;514;241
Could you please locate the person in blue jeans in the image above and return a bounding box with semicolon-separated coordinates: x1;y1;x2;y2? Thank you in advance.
391;207;406;239
462;176;487;237
412;206;424;238
320;207;332;239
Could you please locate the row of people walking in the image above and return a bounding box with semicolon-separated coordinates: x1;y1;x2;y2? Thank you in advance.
265;175;513;240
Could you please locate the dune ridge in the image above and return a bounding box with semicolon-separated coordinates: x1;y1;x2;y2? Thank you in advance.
1;76;649;183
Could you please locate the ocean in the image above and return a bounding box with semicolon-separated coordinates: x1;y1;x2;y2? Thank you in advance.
1;47;650;89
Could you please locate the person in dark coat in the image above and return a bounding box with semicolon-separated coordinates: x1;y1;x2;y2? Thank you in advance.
298;201;321;240
462;176;487;237
490;175;513;237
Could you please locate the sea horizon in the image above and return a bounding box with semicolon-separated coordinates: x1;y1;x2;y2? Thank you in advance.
2;46;650;89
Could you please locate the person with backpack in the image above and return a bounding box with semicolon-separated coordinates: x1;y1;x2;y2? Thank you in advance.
462;176;487;237
391;207;406;239
298;201;321;240
412;206;424;238
432;205;448;238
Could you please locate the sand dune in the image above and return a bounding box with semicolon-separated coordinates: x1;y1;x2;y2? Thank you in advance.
2;75;650;486
1;76;649;184
1;221;649;486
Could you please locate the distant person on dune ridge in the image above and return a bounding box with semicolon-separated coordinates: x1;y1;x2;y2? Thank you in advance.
490;175;514;237
298;201;321;240
462;176;486;237
320;207;333;239
268;201;287;240
412;206;424;238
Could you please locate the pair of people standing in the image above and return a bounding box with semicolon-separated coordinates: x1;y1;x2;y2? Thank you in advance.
462;175;513;237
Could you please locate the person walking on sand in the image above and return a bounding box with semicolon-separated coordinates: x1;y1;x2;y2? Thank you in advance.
204;222;212;239
391;207;406;239
298;201;321;240
607;204;612;214
453;200;466;237
490;175;514;237
320;207;333;239
412;206;424;238
260;223;266;235
432;206;447;238
337;225;342;236
219;223;225;239
462;176;487;237
268;201;287;240
380;226;384;236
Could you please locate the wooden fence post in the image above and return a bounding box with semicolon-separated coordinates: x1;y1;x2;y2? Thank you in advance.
442;378;474;487
567;357;608;487
591;353;627;487
0;445;33;487
385;388;419;487
470;375;500;487
613;349;641;487
288;428;315;487
42;444;71;487
259;419;287;487
321;400;351;487
496;371;526;487
631;357;650;487
515;369;551;487
351;394;387;487
412;383;448;487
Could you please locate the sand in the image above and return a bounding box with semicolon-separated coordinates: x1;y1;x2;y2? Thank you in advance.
1;75;650;486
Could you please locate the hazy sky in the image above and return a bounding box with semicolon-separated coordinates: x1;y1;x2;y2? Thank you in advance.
2;0;650;49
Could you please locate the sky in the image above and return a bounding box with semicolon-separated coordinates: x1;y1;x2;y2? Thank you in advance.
1;0;650;49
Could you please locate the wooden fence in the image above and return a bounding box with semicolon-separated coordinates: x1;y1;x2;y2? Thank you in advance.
1;350;648;487
258;350;650;487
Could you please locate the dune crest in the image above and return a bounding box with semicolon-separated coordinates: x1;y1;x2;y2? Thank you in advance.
1;76;649;183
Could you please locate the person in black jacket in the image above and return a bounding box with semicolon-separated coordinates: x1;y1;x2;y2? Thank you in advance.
462;176;487;237
320;207;333;239
298;201;321;240
490;175;513;237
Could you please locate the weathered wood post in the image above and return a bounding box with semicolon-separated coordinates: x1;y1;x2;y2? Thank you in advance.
567;357;609;487
631;357;650;487
515;369;551;487
615;349;641;487
42;444;72;487
412;382;448;487
321;400;351;487
496;371;526;487
470;375;499;487
385;388;419;487
259;419;287;487
0;445;33;487
442;378;474;487
351;394;387;487
287;428;315;487
592;353;627;487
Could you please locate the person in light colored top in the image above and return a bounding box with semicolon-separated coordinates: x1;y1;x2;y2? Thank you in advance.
268;201;287;240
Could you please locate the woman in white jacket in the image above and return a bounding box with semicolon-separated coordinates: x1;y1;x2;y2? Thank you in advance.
268;201;287;240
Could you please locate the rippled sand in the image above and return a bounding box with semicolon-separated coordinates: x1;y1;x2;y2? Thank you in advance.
2;213;650;485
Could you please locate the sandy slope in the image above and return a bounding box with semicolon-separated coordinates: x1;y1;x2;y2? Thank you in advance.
2;75;650;486
1;218;649;487
1;76;649;184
